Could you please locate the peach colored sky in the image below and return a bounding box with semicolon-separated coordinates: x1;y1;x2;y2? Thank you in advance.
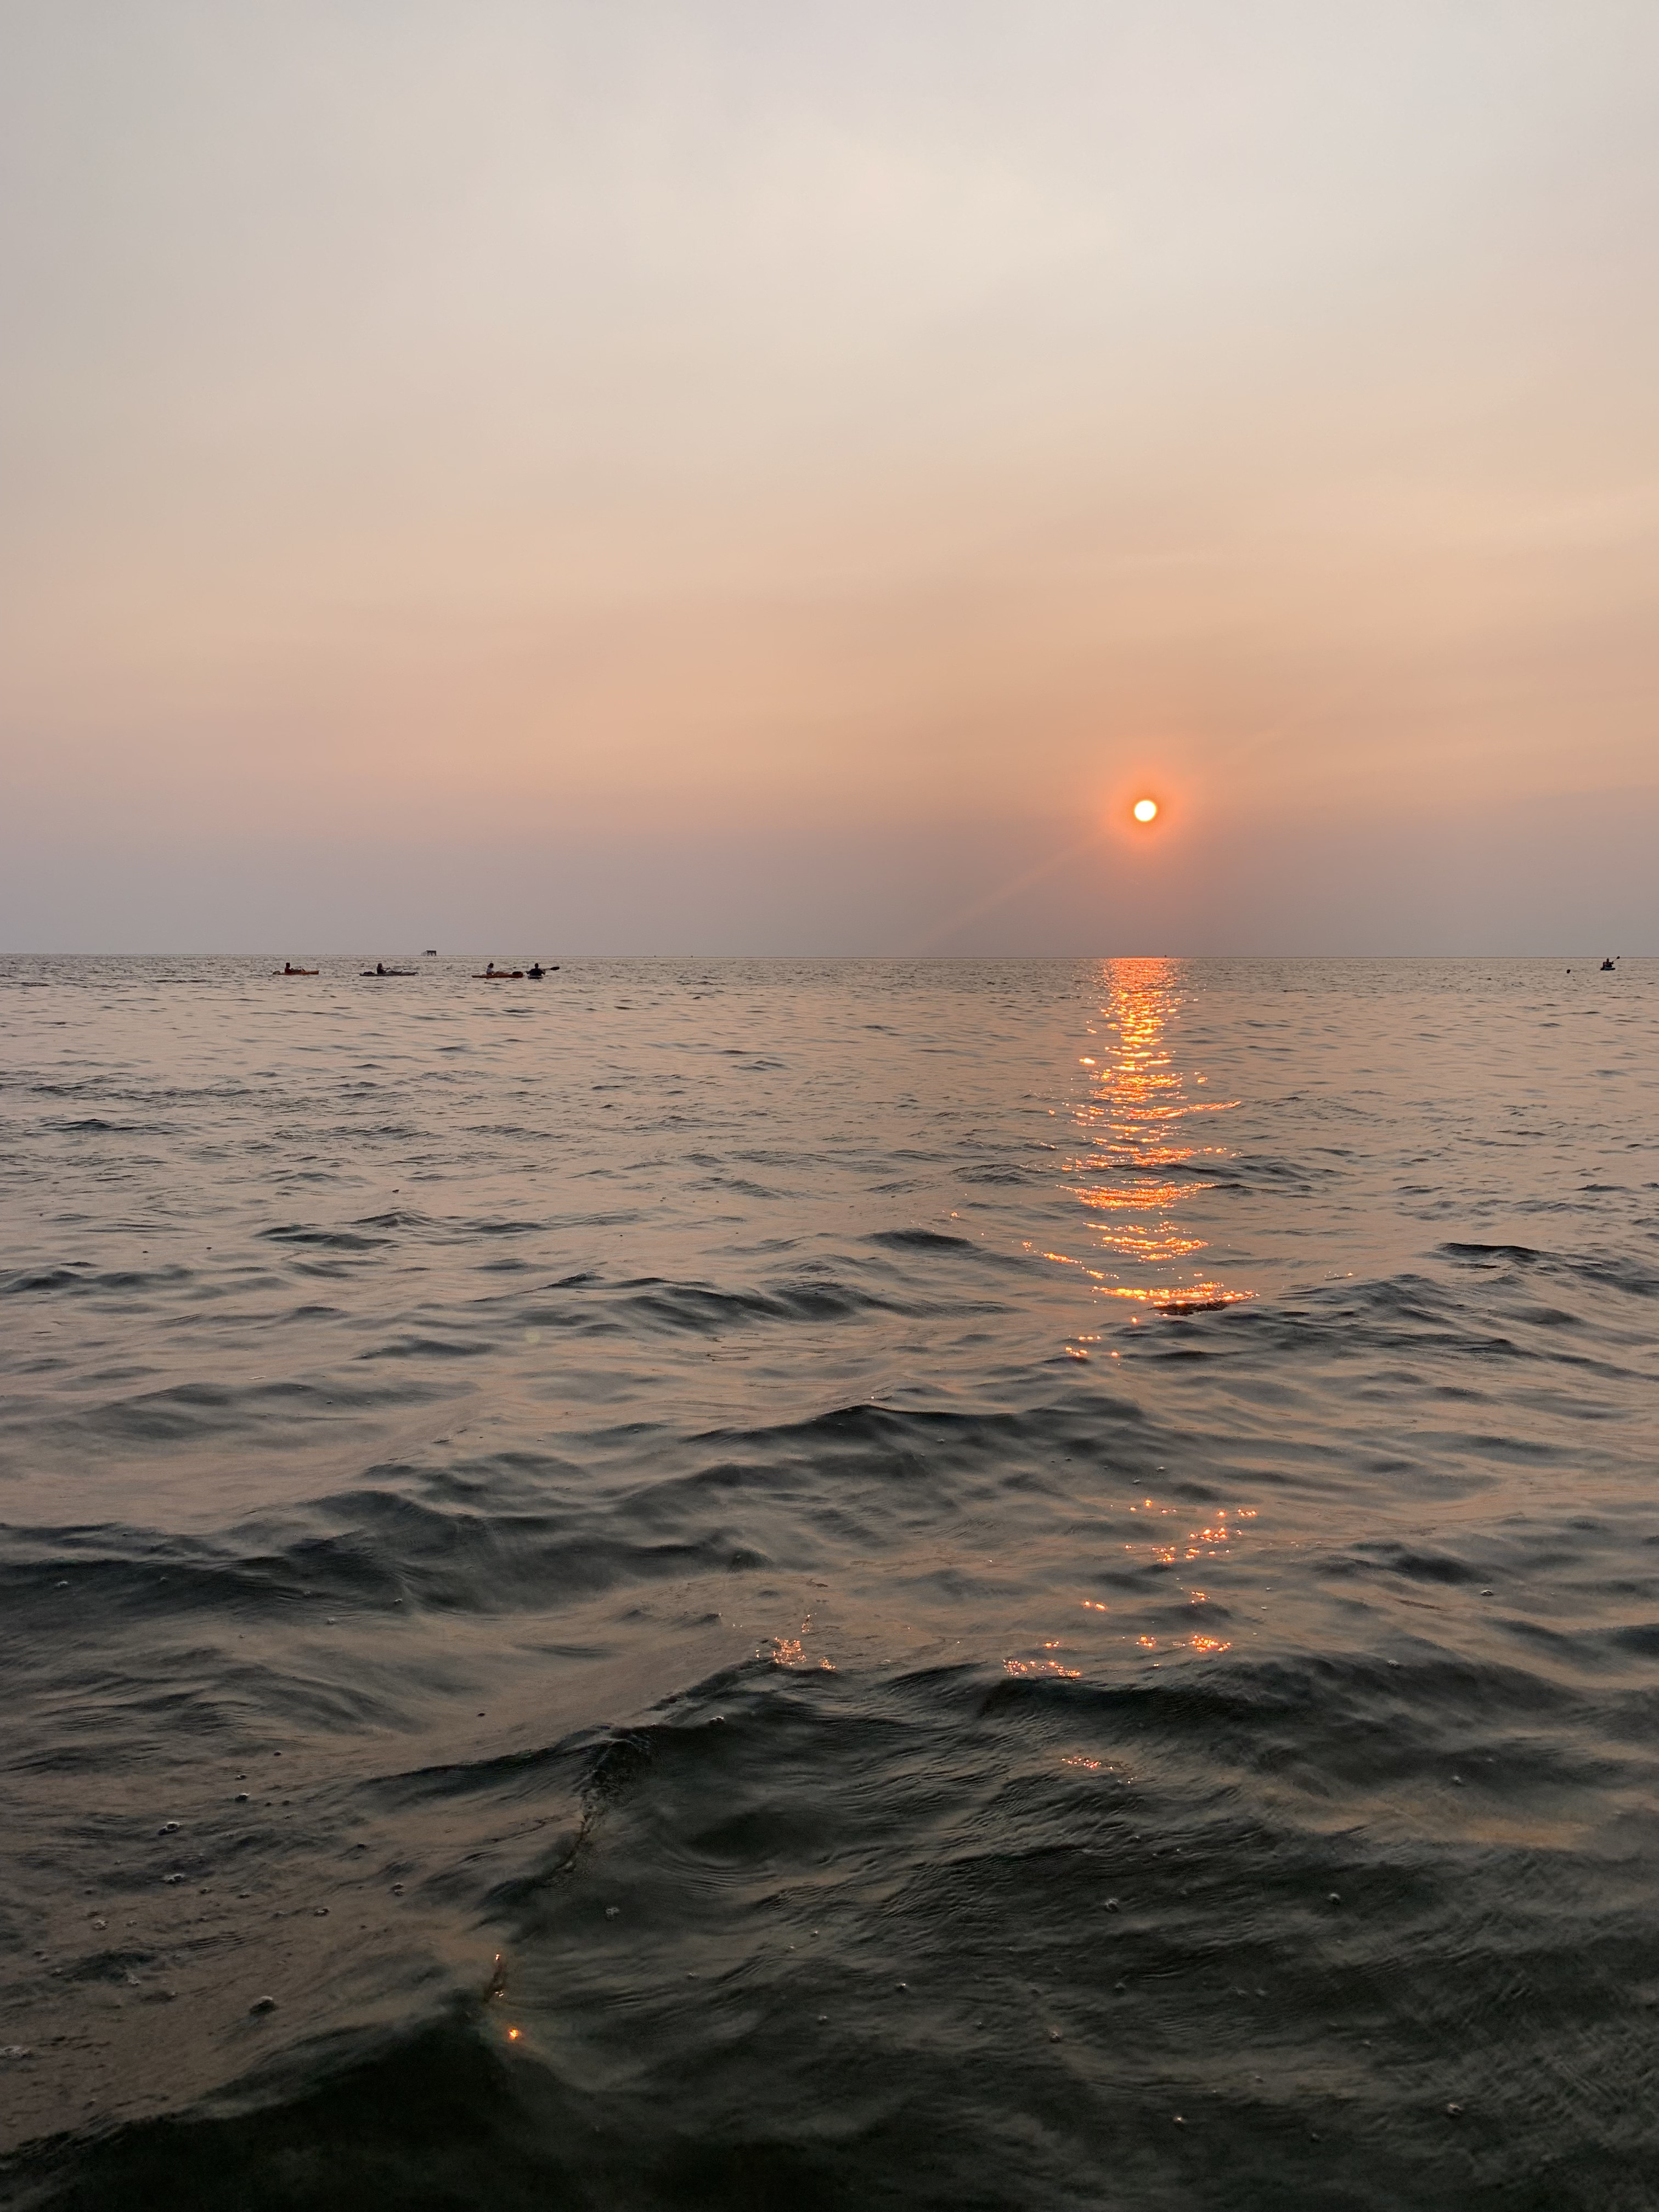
2;2;1656;950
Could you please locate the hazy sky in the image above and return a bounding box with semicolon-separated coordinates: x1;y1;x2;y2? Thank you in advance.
3;1;1655;951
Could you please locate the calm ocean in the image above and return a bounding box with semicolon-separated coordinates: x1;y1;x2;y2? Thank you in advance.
2;955;1656;2210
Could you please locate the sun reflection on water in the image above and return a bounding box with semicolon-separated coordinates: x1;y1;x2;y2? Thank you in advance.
1045;957;1253;1316
997;965;1264;1686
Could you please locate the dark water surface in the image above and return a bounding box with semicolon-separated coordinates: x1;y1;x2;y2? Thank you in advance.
2;955;1657;2210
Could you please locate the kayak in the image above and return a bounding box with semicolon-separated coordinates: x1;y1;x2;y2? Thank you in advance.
273;968;319;975
361;969;419;977
473;971;524;980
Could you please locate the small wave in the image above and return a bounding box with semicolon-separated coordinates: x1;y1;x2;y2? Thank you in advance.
613;1277;896;1334
44;1116;162;1134
1;1264;90;1296
258;1224;393;1252
1441;1240;1659;1302
1442;1240;1545;1265
1;1261;191;1299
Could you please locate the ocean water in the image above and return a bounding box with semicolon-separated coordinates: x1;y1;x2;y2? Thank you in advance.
2;953;1656;2211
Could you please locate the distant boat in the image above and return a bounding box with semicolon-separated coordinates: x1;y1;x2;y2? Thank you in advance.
423;949;437;956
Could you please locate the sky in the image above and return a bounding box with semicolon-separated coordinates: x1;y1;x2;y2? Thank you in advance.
2;0;1656;952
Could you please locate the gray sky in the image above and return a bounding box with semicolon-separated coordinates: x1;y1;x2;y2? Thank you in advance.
3;1;1655;950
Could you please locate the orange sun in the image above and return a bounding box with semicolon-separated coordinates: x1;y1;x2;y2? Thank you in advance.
1132;798;1159;823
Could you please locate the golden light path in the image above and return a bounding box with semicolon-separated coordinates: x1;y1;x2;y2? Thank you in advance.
1036;957;1254;1317
1008;961;1261;1692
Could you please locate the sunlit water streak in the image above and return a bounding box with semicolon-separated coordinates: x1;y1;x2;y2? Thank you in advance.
1;955;1656;2211
1056;958;1251;1312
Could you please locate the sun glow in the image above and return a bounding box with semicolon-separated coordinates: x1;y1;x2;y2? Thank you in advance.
1132;798;1158;823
